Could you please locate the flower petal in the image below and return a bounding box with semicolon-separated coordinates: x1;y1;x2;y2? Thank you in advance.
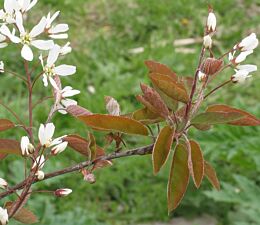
54;65;76;76
21;44;33;61
44;123;55;142
38;124;46;146
47;44;60;66
31;40;54;50
30;16;47;37
49;24;69;34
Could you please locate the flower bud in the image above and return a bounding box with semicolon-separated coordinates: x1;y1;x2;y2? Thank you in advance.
28;143;35;154
203;35;212;48
0;178;8;189
207;12;216;32
105;96;120;116
198;71;207;82
0;207;8;225
36;170;45;180
54;188;72;197
82;169;96;184
200;58;223;75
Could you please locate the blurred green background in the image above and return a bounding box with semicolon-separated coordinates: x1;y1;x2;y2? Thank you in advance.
0;0;260;224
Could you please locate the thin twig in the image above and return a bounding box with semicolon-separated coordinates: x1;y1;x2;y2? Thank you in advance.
204;80;231;99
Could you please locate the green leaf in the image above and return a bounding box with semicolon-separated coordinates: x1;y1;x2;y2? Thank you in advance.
78;114;149;136
152;125;175;175
207;104;260;126
149;73;189;103
204;161;220;191
0;139;21;155
0;119;15;132
191;111;245;125
167;143;189;213
189;140;204;188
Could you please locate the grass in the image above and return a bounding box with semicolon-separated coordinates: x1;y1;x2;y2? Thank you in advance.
0;0;260;224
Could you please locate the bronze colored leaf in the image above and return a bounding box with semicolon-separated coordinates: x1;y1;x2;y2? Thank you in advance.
0;139;21;155
204;161;220;191
0;119;15;132
139;83;170;118
153;125;175;175
189;140;204;188
201;58;223;75
207;104;260;126
144;60;177;80
6;202;38;224
132;108;163;124
167;143;189;213
149;73;189;103
63;135;90;157
78;114;149;136
67;105;92;117
193;123;212;131
191;111;245;125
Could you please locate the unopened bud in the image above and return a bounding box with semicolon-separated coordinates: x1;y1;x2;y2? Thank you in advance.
198;71;207;82
54;188;72;197
207;12;216;32
36;170;45;180
0;178;8;189
203;35;212;48
200;58;223;75
28;143;35;154
82;169;96;184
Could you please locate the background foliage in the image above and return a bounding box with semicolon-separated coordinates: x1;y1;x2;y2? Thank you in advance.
0;0;259;224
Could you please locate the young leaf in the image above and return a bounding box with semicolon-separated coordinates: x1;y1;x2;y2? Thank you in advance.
207;104;260;126
0;119;15;132
152;125;175;175
149;73;189;103
167;143;189;213
132;108;163;124
204;161;220;191
63;135;90;157
138;83;170;118
189;140;204;188
144;60;178;80
78;114;149;136
67;105;92;117
191;111;245;125
105;96;120;116
93;159;113;171
0;139;21;155
6;202;38;224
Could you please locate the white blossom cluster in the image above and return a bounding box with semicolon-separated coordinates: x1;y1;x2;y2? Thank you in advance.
199;10;258;83
0;1;76;220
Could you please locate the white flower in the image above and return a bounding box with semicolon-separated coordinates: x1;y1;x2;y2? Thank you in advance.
198;71;206;81
238;33;259;51
231;64;257;83
36;170;45;180
0;61;4;72
3;11;54;61
16;0;38;13
40;45;76;89
0;0;17;24
51;141;68;155
38;123;55;147
45;11;69;39
57;86;80;114
60;42;72;55
0;178;8;189
203;35;212;48
54;188;72;197
0;33;8;48
234;50;253;64
32;155;45;170
20;136;34;155
207;12;216;32
0;207;8;225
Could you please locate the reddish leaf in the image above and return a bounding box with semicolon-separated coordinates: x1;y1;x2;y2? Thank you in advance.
193;123;212;131
138;83;170;118
207;104;260;126
88;133;97;160
167;143;189;213
63;135;90;157
144;60;177;80
204;161;220;191
189;140;204;188
0;139;21;155
78;114;149;136
152;125;175;175
132;108;163;125
67;105;92;117
6;202;38;224
149;73;189;103
0;153;7;160
191;111;245;125
93;159;113;171
0;119;15;132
